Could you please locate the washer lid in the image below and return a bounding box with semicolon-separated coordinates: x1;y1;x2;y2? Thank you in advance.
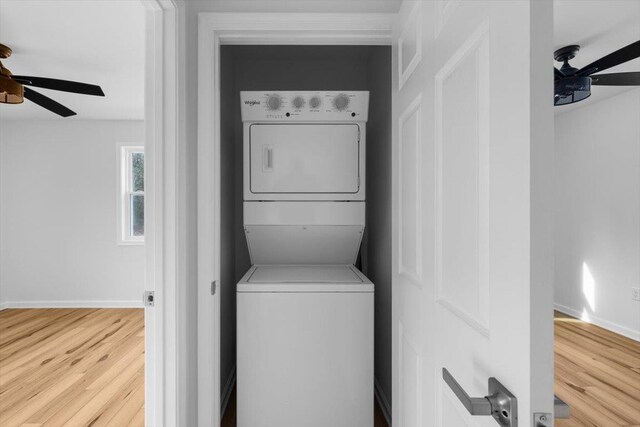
237;265;374;293
249;265;362;283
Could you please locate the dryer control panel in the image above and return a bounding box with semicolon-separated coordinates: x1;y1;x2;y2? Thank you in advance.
240;91;369;122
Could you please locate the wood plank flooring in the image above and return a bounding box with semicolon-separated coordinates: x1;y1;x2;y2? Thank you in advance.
555;311;640;427
0;308;144;427
3;308;637;427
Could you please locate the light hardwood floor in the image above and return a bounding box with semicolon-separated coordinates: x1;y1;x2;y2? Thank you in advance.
0;308;144;427
555;311;640;427
3;308;637;427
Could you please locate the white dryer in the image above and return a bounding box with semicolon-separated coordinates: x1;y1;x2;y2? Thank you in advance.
237;91;374;427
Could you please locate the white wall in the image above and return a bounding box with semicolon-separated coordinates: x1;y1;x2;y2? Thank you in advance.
555;88;640;340
0;120;145;308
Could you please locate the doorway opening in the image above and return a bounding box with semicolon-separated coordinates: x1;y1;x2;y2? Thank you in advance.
216;45;392;427
0;1;149;425
552;2;640;425
0;0;179;424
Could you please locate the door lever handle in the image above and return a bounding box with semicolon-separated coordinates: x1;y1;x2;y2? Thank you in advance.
442;368;492;415
442;368;518;427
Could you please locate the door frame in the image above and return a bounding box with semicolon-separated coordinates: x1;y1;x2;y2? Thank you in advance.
141;1;184;426
196;12;394;426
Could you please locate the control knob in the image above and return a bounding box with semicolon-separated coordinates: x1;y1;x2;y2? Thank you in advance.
309;96;322;109
333;93;350;111
292;96;305;109
267;94;282;111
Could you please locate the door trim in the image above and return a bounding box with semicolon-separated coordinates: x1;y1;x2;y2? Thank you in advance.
197;12;394;426
141;1;183;426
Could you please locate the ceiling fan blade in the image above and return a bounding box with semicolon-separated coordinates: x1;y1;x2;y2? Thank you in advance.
24;87;76;117
591;72;640;86
11;75;105;96
577;40;640;76
555;67;565;80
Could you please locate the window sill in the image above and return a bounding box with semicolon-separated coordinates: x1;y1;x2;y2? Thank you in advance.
118;240;145;246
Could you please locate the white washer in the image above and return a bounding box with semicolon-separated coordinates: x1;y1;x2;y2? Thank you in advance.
238;91;373;427
237;265;373;427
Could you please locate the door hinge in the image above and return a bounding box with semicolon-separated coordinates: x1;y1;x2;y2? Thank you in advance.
143;291;155;307
211;280;217;295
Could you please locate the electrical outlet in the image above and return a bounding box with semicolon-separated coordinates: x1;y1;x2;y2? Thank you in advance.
632;287;640;302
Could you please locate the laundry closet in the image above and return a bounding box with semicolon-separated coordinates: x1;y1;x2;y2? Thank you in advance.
219;45;392;426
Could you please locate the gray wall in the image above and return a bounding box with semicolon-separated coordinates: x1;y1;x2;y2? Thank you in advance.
362;47;393;412
219;45;393;413
220;48;239;402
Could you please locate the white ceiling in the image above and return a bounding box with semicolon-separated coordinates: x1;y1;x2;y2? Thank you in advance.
185;0;402;14
0;0;145;121
1;0;637;119
554;0;640;114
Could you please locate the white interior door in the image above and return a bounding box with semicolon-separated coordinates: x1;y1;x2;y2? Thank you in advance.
392;1;555;426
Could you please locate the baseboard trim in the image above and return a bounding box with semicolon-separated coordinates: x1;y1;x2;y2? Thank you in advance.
374;377;391;427
221;365;236;419
555;303;640;342
0;302;8;311
1;300;144;309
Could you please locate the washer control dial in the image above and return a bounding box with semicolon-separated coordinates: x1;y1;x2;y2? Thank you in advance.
266;94;282;111
309;96;322;109
333;94;350;111
292;96;305;109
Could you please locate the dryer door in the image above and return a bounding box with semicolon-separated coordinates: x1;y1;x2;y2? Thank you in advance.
249;123;360;195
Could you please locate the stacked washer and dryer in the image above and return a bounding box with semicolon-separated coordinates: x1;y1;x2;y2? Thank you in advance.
237;91;374;427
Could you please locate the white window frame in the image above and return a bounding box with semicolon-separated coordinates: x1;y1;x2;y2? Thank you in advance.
118;144;145;245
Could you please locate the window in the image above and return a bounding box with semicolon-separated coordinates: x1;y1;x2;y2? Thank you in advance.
120;146;144;244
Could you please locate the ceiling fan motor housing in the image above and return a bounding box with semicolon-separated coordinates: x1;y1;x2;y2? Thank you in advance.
554;75;591;106
553;40;640;106
555;44;581;76
0;59;24;104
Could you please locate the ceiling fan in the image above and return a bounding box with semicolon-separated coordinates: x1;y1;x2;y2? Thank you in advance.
0;43;104;117
554;40;640;106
